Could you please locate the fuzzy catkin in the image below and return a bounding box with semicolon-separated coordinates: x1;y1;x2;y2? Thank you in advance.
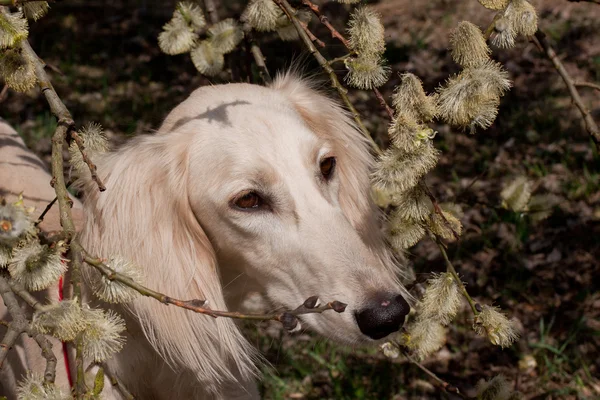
392;73;437;122
500;176;531;212
372;143;440;193
347;6;385;56
0;10;28;49
404;318;446;360
387;217;426;250
344;56;391;90
450;21;491;68
208;18;244;54
242;0;282;32
0;47;37;93
419;272;462;325
23;2;50;21
191;40;224;76
474;305;520;348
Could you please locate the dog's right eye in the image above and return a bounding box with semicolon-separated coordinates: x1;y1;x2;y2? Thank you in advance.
233;191;263;210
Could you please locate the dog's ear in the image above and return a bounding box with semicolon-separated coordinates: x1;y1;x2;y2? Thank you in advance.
78;134;257;388
271;73;381;246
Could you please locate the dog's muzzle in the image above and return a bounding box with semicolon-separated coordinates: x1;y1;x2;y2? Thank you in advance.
354;293;410;340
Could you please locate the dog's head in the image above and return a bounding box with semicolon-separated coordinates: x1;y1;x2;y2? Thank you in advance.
160;74;411;344
81;75;411;389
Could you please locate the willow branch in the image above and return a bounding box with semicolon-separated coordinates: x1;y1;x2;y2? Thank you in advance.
402;349;471;399
0;274;29;369
70;131;106;191
273;0;381;155
8;280;43;310
301;0;395;121
31;333;57;385
83;256;346;325
103;365;135;400
433;236;479;316
241;21;272;84
20;39;87;397
532;31;600;149
202;0;219;25
574;81;600;91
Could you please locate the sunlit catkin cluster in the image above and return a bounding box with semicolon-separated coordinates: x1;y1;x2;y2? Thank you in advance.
481;0;538;49
499;176;558;222
437;21;512;134
0;197;70;293
242;0;311;42
344;6;390;89
158;2;244;77
31;301;126;362
0;3;49;93
401;273;461;360
372;73;463;250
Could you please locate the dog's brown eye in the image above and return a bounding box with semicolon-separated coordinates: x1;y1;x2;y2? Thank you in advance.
320;157;336;179
234;192;262;210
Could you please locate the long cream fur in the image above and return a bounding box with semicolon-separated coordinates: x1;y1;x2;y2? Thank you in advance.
1;74;408;399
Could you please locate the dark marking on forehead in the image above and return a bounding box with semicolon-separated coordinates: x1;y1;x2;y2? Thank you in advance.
170;100;251;131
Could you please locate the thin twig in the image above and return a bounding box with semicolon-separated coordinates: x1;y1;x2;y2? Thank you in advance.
532;31;600;149
299;20;325;48
83;256;346;323
8;280;43;310
422;183;460;241
433;236;479;316
402;349;471;399
0;273;30;369
0;85;8;103
241;21;272;84
31;333;57;385
274;0;381;155
103;365;135;400
301;0;349;47
202;0;219;25
574;81;600;91
70;131;106;191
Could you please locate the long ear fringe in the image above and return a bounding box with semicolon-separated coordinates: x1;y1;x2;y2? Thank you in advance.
271;72;413;295
77;133;259;389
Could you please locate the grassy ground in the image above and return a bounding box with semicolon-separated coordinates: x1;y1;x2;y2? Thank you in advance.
3;0;600;398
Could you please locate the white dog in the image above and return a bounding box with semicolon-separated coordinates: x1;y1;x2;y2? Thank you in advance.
1;74;410;399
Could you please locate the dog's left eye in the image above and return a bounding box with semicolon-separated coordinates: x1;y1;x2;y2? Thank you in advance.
320;157;336;180
233;191;263;210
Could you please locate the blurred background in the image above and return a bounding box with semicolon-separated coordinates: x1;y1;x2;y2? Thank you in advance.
2;0;600;398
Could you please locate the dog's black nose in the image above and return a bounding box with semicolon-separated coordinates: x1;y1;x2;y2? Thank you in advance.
354;293;410;340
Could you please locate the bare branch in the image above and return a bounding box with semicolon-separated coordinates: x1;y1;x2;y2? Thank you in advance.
203;0;219;25
401;348;473;399
532;31;600;149
83;256;346;325
31;333;57;385
0;274;29;369
240;21;272;84
575;81;600;91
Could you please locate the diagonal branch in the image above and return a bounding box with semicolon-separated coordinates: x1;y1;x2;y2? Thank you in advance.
83;255;346;327
532;31;600;149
